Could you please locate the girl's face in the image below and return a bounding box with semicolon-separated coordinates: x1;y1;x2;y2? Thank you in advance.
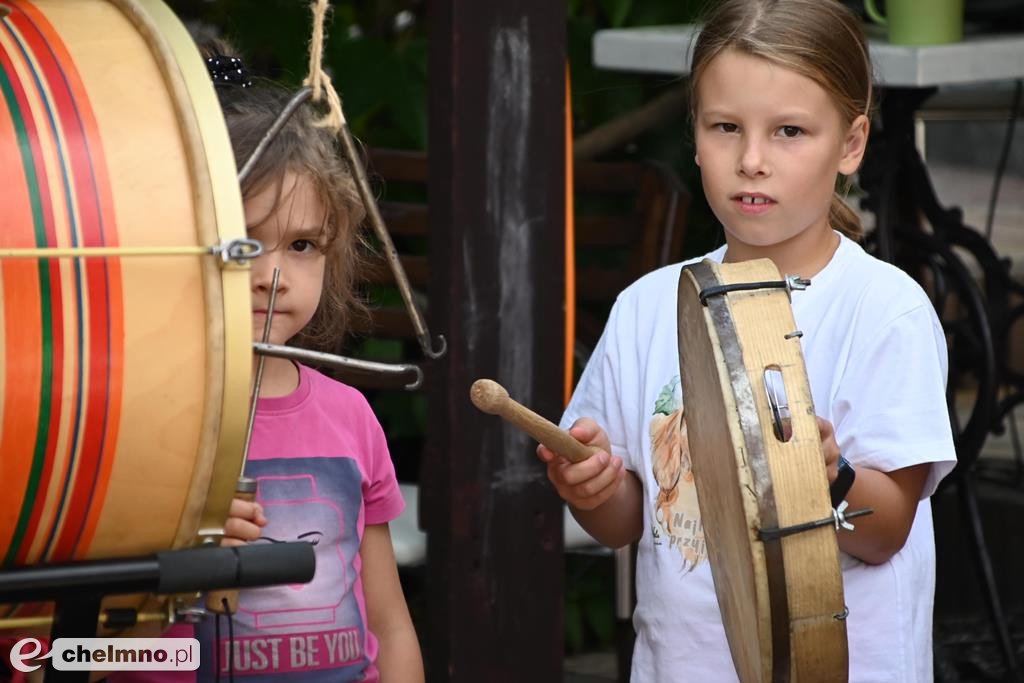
694;49;868;267
246;171;328;345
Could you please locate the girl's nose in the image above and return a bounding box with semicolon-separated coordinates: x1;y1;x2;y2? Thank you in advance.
251;252;286;293
738;137;769;178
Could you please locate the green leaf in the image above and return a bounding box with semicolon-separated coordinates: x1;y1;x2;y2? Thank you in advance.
653;376;680;415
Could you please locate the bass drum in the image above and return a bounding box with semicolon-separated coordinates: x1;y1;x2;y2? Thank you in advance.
0;0;250;633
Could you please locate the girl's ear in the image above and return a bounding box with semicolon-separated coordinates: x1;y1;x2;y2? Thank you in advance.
838;114;870;175
694;153;701;167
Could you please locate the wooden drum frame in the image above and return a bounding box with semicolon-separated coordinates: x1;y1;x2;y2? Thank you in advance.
0;0;250;631
676;258;848;683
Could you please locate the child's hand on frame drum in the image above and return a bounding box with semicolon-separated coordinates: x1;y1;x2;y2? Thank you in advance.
817;416;842;484
536;418;625;511
221;498;268;547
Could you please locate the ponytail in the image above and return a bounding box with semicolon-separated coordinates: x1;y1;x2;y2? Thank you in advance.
829;188;862;241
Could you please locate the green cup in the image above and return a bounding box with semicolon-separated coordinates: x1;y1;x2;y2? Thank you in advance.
864;0;964;45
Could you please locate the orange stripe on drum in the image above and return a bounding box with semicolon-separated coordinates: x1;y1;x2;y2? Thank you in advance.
0;25;39;560
0;13;69;566
0;16;50;566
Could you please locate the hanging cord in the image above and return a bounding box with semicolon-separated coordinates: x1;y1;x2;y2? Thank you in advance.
223;597;236;683
984;79;1022;239
303;0;345;131
214;612;222;682
213;600;237;682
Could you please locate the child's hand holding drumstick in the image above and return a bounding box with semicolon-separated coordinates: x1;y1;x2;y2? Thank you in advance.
470;379;626;511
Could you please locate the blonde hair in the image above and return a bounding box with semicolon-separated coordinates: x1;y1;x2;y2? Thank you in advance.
690;0;874;240
203;41;368;350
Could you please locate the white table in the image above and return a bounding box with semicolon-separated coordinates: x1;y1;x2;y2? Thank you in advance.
593;25;1024;87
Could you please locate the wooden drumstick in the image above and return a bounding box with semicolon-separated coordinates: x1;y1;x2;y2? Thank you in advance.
469;379;599;463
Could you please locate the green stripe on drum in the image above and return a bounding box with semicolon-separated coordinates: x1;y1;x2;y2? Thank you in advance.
0;57;54;567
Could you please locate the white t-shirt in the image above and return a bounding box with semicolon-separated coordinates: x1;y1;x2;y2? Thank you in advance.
561;233;957;683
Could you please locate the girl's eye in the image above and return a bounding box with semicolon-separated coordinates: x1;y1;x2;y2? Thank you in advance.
779;125;803;138
715;122;739;133
290;239;317;253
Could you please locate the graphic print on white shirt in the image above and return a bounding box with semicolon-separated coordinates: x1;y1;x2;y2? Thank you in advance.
649;375;706;573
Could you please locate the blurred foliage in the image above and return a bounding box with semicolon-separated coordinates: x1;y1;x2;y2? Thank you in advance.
169;0;429;148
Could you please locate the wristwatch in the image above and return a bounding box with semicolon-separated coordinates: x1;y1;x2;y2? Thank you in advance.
829;455;855;508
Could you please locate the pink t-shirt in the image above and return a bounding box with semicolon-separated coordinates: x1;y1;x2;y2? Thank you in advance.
115;364;404;682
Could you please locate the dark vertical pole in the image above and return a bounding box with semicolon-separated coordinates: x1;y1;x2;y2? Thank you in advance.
425;2;566;682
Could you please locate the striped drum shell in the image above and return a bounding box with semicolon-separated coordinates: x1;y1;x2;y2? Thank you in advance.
0;0;250;629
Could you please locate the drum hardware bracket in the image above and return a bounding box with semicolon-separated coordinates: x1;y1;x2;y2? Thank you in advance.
175;604;208;624
757;504;873;541
254;342;425;390
698;274;811;306
215;238;264;264
784;330;803;339
833;606;850;621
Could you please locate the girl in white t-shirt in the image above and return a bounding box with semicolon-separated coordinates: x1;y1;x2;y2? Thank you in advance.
539;1;956;680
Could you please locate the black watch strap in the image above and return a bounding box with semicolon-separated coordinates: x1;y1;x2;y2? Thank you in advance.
830;455;855;508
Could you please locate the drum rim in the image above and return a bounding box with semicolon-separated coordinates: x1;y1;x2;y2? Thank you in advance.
678;261;780;680
109;0;251;546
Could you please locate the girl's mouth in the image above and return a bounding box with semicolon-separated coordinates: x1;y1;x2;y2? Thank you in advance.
733;194;776;215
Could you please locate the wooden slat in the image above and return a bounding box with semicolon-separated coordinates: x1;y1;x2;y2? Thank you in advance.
362;254;429;287
574;161;644;193
349;307;416;338
575;215;635;247
379;201;429;236
367;148;429;183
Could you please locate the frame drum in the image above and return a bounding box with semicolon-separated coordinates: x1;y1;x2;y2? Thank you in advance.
0;0;250;630
676;259;848;682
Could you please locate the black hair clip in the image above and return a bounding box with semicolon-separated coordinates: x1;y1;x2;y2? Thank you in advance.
205;54;252;89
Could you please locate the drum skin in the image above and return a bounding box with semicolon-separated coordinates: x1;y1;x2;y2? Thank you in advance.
0;0;250;629
676;259;848;683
